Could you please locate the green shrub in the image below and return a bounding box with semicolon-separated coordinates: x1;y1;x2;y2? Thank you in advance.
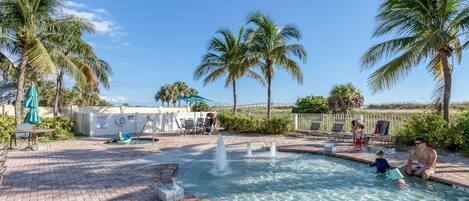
291;96;328;114
393;112;447;148
446;111;469;152
218;113;262;132
0;116;76;143
260;117;291;134
393;110;469;152
38;116;75;140
0;116;15;144
218;113;290;134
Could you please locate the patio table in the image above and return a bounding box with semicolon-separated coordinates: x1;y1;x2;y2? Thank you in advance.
15;128;55;151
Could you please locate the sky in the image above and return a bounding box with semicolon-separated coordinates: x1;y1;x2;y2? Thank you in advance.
61;0;469;106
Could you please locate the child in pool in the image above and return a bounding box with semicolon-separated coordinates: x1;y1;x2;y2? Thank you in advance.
369;150;390;173
370;150;407;186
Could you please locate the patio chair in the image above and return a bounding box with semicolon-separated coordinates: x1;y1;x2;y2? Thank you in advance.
306;121;322;138
196;118;204;133
0;149;8;186
323;122;346;141
10;123;33;149
184;119;195;135
174;119;184;134
365;120;390;145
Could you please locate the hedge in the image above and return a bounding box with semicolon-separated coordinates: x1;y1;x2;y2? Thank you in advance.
218;113;291;134
0;116;76;143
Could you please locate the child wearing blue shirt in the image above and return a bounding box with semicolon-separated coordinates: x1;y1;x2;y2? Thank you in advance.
369;150;390;173
370;150;407;186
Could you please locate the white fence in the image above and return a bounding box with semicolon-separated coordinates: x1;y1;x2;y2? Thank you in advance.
295;113;416;135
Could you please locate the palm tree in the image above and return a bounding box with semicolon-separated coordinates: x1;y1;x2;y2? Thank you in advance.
183;87;198;106
154;88;164;106
327;83;364;114
158;84;174;107
361;0;469;121
173;81;188;106
245;11;307;119
169;84;179;106
195;27;263;114
45;17;111;116
0;0;75;124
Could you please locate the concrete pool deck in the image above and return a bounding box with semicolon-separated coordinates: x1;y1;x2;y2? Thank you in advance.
0;134;468;201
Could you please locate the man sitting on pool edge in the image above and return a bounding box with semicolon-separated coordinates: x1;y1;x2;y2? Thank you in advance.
399;137;437;180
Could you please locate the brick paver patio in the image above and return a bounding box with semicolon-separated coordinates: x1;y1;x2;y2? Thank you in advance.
0;134;468;201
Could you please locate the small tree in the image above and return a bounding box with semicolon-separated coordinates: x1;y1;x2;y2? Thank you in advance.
328;83;364;114
291;96;328;114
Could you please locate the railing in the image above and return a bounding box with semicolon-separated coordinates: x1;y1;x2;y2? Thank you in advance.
295;113;416;135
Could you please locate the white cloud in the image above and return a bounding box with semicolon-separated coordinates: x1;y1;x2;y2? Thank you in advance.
63;1;85;8
60;1;122;39
100;95;127;104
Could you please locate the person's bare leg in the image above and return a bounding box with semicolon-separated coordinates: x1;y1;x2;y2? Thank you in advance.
422;172;430;180
399;164;410;176
414;168;424;176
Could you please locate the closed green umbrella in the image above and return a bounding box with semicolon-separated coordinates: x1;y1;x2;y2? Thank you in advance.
23;83;41;125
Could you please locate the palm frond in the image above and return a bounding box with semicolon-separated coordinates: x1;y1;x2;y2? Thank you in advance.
25;37;56;75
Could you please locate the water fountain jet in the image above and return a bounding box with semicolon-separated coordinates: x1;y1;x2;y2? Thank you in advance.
246;142;252;156
210;134;232;176
270;141;277;157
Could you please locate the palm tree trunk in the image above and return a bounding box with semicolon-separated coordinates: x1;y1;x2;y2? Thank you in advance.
14;56;27;125
267;76;272;119
441;54;452;122
266;61;273;119
232;80;237;115
53;69;65;117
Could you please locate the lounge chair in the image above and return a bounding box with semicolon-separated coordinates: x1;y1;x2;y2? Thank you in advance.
365;120;390;145
305;121;322;138
323;122;345;140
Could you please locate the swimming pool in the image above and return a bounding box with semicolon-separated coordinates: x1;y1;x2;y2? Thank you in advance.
176;152;469;201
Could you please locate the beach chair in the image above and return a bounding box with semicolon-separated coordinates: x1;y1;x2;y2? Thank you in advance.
365;120;390;145
306;121;322;138
323;122;345;140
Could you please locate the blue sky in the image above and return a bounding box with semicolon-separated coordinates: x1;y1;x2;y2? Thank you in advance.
62;0;469;106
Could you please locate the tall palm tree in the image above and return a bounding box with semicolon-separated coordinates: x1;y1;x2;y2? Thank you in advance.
183;87;198;106
327;83;364;114
0;0;75;124
173;81;188;106
195;27;263;114
361;0;469;121
169;84;179;106
246;11;307;119
45;16;111;116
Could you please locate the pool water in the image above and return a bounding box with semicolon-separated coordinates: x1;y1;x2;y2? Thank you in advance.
176;152;469;201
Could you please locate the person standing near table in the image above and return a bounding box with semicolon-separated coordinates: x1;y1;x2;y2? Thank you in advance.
205;113;217;134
